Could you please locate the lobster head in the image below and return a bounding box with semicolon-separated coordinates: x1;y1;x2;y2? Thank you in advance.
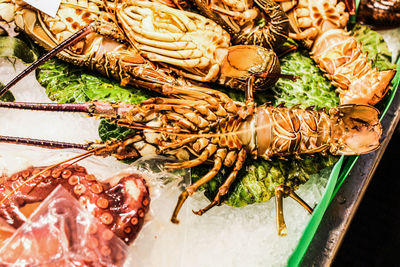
330;104;382;155
218;45;281;90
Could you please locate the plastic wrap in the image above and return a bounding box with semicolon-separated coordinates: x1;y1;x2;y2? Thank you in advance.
0;186;128;266
0;149;191;267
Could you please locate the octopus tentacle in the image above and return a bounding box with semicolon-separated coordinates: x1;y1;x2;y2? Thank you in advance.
0;164;150;244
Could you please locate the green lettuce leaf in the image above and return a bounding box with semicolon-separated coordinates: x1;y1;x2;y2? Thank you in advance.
351;24;397;71
0;36;38;64
98;119;134;142
37;58;153;103
0;82;14;102
271;51;339;109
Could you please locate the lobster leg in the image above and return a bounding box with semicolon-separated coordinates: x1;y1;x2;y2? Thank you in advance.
167;64;221;83
275;185;313;236
209;3;258;21
274;0;297;13
288;28;318;41
193;148;247;215
165;144;218;169
170;148;227;224
92;20;127;43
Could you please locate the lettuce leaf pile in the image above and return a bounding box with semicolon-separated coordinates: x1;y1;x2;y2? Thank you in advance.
351;24;397;71
37;59;153;104
271;51;339;109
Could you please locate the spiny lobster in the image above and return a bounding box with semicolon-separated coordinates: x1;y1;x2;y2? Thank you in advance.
0;88;382;235
278;0;396;106
0;0;284;92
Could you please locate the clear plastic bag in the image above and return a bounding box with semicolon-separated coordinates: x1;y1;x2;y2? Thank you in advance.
0;186;128;266
0;149;191;267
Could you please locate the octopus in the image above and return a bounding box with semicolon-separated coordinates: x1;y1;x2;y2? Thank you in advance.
0;164;150;245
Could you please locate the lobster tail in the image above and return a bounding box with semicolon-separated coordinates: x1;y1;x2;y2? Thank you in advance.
329;104;382;155
342;68;396;105
281;1;396;106
253;104;383;158
312;29;396;106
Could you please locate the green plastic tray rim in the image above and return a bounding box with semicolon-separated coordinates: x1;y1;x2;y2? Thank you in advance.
287;17;400;267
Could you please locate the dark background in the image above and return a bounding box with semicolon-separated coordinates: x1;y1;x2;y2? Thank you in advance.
333;123;400;266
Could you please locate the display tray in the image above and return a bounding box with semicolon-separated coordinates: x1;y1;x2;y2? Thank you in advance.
288;53;400;267
301;68;400;266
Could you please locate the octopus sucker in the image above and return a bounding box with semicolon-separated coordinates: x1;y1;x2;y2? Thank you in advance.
0;164;150;245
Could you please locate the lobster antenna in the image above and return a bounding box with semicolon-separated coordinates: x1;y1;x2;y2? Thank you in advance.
0;146;104;205
0;25;95;97
0;135;90;150
62;152;95;170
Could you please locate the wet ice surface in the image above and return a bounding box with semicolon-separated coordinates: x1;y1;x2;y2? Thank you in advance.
0;59;329;267
128;170;329;267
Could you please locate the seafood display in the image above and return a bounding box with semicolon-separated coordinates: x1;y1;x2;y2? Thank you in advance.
0;92;382;233
280;0;396;105
0;164;150;244
357;0;400;28
0;0;282;91
0;0;397;265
